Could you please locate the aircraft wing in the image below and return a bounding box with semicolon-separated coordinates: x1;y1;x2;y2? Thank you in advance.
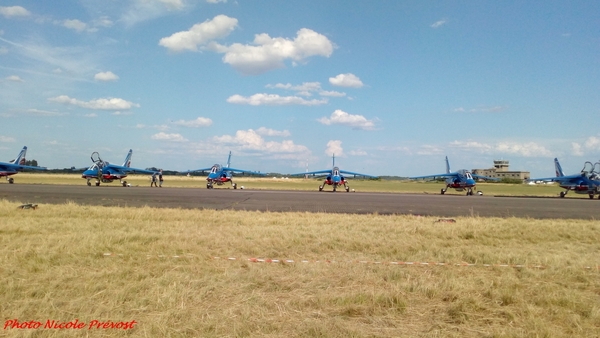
339;170;378;178
528;173;585;182
290;169;333;176
0;162;46;171
409;173;457;180
185;167;213;173
225;167;266;175
106;164;156;175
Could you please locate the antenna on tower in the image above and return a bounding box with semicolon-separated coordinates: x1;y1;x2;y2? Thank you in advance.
305;159;308;179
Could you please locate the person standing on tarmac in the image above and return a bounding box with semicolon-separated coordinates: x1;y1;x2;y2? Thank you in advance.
159;169;163;188
151;172;158;187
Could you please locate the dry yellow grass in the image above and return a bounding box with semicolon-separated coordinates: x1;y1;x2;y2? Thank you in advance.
0;200;599;337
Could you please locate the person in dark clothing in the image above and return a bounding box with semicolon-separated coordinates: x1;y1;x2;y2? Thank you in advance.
158;169;163;187
151;172;157;187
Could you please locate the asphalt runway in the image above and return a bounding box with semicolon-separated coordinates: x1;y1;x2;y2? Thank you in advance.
1;184;600;219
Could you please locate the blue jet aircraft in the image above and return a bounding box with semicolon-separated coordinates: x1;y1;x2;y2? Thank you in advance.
187;151;264;189
82;149;157;187
529;158;600;199
410;156;498;196
0;146;46;184
291;154;378;192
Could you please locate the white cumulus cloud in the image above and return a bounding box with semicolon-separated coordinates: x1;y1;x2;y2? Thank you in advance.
94;71;119;82
319;90;346;97
214;129;309;154
152;132;188;142
49;95;140;110
0;6;30;18
214;28;334;75
329;73;363;88
325;140;344;157
171;117;213;127
0;136;16;142
496;142;553;157
63;19;87;32
431;20;447;28
159;15;238;52
6;75;24;82
318;110;375;130
227;93;327;106
256;127;291;137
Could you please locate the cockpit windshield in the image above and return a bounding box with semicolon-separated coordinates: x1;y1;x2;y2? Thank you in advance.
210;164;221;173
465;172;473;180
333;167;340;176
581;161;595;176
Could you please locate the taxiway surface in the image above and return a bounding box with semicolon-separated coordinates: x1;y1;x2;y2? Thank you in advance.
1;184;599;219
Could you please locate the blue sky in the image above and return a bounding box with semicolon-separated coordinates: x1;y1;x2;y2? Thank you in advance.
1;0;599;177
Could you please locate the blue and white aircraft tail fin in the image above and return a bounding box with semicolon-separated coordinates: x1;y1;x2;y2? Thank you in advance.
226;151;232;168
554;158;565;177
445;156;451;174
122;149;133;168
332;153;336;168
11;146;27;165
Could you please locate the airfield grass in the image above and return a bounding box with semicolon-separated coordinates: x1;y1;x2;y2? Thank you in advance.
10;173;570;197
0;200;599;337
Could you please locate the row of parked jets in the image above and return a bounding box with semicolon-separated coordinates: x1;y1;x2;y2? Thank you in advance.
1;146;600;199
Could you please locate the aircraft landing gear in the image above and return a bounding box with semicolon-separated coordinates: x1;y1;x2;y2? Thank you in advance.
95;180;100;186
441;186;448;195
560;191;567;198
345;184;350;192
232;182;237;189
121;180;127;187
466;188;473;196
333;184;337;192
589;193;594;199
87;179;91;186
318;185;323;191
8;177;14;184
207;182;213;189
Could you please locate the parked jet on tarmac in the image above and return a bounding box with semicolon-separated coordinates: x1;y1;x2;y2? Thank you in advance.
291;154;378;192
529;158;600;199
409;156;498;196
82;149;157;187
0;146;46;183
187;151;264;189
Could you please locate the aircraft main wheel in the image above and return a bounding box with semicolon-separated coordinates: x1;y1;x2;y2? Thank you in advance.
319;185;323;192
87;181;91;186
233;183;237;189
207;184;211;189
95;182;100;186
122;181;127;187
333;186;337;192
345;186;350;192
589;194;594;199
8;178;14;184
441;189;445;195
560;191;566;198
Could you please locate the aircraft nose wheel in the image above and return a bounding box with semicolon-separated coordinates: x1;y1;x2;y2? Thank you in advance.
8;177;14;184
233;183;237;189
318;185;323;191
